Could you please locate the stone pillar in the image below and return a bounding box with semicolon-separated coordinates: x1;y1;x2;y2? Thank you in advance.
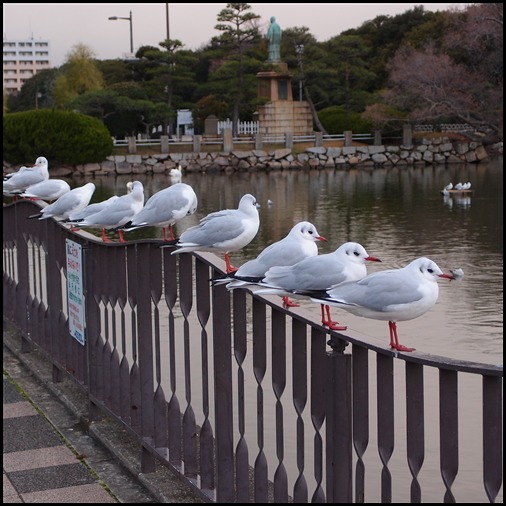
315;132;323;147
374;130;382;146
193;135;202;153
127;136;137;154
344;131;353;147
222;127;233;153
161;135;169;154
285;132;293;149
255;133;263;150
403;123;413;147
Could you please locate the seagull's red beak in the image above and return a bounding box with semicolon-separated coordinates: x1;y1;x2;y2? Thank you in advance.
439;273;455;280
365;256;382;262
316;235;327;242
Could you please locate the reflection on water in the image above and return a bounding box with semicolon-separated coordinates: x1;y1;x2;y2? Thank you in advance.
71;157;503;365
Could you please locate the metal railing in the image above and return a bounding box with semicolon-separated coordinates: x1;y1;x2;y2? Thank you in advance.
3;199;503;503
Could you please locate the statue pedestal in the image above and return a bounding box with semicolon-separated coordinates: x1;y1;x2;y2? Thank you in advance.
256;62;312;136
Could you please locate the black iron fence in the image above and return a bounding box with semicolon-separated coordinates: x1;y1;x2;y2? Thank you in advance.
3;199;503;503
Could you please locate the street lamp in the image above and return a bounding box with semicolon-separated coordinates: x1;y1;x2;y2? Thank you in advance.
295;44;305;101
108;11;133;54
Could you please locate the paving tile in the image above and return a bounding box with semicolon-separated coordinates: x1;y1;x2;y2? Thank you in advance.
3;378;25;404
3;445;79;472
7;463;96;494
3;401;38;419
3;416;63;453
21;483;116;503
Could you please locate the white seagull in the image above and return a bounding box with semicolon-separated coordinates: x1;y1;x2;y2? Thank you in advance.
254;242;381;330
69;181;145;242
20;179;71;202
122;182;198;241
222;221;327;306
3;156;50;196
165;193;260;273
307;257;455;352
28;182;96;221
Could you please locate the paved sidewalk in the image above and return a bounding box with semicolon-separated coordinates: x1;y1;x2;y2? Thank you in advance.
3;327;204;503
3;372;118;503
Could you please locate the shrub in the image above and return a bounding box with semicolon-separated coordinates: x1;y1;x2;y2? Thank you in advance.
318;106;373;134
3;109;113;165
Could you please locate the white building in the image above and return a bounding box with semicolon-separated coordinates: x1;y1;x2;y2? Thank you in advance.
3;38;52;95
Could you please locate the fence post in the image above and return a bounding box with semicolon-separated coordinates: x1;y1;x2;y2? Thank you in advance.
325;348;353;502
315;132;323;147
127;136;137;154
193;135;202;153
161;135;169;154
222;127;233;153
255;133;263;150
344;131;353;147
403;123;413;147
374;130;382;146
285;132;293;149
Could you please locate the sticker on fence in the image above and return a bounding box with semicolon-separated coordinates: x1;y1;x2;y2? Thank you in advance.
66;239;85;345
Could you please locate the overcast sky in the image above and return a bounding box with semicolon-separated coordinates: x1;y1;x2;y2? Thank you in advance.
4;3;462;67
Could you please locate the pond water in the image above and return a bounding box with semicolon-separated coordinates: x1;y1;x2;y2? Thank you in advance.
71;156;503;366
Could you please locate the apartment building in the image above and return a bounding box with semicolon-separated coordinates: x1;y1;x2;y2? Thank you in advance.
3;38;52;95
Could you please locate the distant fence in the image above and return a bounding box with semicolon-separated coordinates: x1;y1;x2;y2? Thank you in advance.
414;123;476;133
217;119;259;135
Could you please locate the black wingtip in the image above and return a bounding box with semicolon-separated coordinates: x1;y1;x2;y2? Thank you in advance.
28;213;42;219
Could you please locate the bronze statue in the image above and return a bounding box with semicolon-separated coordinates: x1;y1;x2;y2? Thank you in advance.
267;16;282;62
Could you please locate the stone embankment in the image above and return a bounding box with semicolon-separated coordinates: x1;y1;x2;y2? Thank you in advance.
4;139;502;177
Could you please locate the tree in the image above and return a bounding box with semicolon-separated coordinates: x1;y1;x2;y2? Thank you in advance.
381;4;503;141
213;3;262;133
53;44;104;108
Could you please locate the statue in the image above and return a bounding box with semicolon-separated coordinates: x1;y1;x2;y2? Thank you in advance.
267;16;282;62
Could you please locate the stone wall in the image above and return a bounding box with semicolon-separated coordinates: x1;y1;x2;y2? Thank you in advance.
4;139;501;177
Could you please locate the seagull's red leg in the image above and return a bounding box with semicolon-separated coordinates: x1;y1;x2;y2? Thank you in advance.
118;230;126;243
282;296;299;308
388;321;415;352
101;228;111;242
321;304;347;331
168;225;175;241
224;253;238;273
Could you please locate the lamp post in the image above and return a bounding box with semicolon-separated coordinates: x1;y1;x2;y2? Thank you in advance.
108;10;133;54
295;44;305;101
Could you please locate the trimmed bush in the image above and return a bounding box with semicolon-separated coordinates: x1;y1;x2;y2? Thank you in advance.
318;106;373;135
3;109;113;165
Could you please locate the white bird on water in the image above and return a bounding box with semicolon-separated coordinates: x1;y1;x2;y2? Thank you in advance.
28;182;96;221
253;242;381;330
220;221;327;306
165;193;260;273
122;182;198;241
306;257;455;352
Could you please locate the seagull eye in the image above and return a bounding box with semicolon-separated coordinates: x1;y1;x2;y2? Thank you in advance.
308;230;314;235
353;251;360;257
427;268;434;274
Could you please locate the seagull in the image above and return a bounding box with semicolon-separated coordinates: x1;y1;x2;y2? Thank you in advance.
169;165;183;180
454;182;464;190
121;182;198;241
306;257;455;352
220;221;327;306
68;181;145;242
19;179;71;202
444;182;453;191
253;242;381;331
165;193;260;273
28;182;96;221
3;156;49;196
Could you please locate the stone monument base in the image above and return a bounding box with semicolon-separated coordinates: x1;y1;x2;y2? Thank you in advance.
257;100;313;136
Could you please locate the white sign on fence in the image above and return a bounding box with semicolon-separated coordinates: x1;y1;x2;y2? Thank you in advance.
66;239;86;345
